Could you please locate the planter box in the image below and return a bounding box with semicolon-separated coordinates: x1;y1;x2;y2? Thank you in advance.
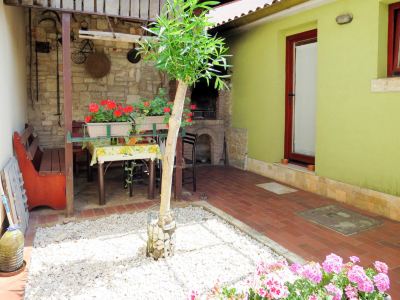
86;122;132;138
135;116;168;132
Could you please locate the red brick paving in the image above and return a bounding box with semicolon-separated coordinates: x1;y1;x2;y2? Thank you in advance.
194;166;400;299
1;166;399;299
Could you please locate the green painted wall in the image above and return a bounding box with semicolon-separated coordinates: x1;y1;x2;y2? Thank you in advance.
231;0;400;195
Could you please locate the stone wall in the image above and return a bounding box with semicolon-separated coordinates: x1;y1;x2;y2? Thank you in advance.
218;86;248;169
27;11;166;148
226;127;248;169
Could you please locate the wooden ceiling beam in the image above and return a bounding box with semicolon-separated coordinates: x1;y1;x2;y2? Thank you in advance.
79;30;157;43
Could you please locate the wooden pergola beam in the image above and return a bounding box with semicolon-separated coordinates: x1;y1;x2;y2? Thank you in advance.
79;30;157;43
62;13;74;217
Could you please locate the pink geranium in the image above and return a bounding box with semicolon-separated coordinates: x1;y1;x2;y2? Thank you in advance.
374;273;390;292
374;261;389;274
301;263;322;284
322;253;343;274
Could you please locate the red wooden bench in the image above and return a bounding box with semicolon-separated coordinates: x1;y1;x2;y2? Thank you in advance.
13;126;66;210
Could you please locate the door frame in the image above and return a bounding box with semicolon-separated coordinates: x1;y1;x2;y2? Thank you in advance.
284;29;318;165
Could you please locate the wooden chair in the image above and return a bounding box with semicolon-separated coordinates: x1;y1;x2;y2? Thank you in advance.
72;120;89;177
13;126;66;210
157;133;198;192
182;133;198;192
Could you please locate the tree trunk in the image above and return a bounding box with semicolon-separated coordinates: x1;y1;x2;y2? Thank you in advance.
159;80;188;216
147;80;188;260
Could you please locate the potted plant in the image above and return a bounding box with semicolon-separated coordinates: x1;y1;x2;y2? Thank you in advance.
134;88;194;131
84;100;134;137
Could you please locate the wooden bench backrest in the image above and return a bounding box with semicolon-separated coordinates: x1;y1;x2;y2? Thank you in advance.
18;126;42;169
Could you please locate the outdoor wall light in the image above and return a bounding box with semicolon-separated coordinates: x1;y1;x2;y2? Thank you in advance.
336;13;353;25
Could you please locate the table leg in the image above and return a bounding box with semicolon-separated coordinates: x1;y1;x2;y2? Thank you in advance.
148;159;155;199
87;150;93;182
98;162;105;205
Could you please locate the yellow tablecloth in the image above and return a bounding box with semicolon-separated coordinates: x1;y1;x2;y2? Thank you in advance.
86;141;162;166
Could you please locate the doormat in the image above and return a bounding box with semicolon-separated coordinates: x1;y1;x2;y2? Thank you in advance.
298;205;383;236
256;182;297;195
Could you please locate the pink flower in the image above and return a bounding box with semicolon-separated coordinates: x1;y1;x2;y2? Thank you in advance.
188;290;198;300
322;253;343;274
349;256;360;264
301;263;322;284
373;273;390;292
190;104;197;110
258;287;269;298
289;263;303;274
374;261;388;274
359;278;374;293
325;283;343;300
308;295;318;300
347;265;374;292
263;274;289;299
345;285;358;299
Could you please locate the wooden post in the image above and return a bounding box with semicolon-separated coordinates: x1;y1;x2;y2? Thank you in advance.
62;13;74;216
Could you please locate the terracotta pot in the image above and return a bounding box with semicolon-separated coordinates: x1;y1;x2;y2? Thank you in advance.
86;122;132;138
135;116;167;132
281;159;289;165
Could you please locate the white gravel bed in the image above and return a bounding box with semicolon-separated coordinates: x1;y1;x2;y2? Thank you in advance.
25;206;283;300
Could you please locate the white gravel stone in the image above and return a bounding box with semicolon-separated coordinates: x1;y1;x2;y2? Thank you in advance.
25;206;283;300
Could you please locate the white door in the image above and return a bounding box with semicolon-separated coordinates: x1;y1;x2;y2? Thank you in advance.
292;42;317;157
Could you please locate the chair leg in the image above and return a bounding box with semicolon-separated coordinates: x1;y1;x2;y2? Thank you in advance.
193;165;196;192
73;153;77;176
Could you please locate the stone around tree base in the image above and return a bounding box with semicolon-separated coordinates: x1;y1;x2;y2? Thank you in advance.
146;212;176;260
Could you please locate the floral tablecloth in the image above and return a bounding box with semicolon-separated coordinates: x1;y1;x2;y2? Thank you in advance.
86;141;162;166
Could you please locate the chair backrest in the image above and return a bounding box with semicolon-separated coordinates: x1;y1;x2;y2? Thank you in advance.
183;133;197;163
183;133;197;146
72;120;85;138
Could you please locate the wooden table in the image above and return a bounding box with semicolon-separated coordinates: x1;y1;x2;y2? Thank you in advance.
86;141;162;205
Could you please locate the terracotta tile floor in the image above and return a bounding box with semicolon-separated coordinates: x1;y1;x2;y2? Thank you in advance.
194;166;400;299
1;166;399;299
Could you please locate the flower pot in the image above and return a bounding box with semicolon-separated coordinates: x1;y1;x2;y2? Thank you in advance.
136;116;167;132
86;122;132;138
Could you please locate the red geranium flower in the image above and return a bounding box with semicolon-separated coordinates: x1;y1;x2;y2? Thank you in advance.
186;118;192;123
143;101;150;107
114;110;122;118
88;103;99;113
163;107;171;113
106;100;117;110
124;105;134;113
187;112;193;117
85;115;92;123
190;104;197;110
100;100;108;106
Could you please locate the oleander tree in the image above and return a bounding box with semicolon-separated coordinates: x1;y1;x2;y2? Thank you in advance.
139;0;230;258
